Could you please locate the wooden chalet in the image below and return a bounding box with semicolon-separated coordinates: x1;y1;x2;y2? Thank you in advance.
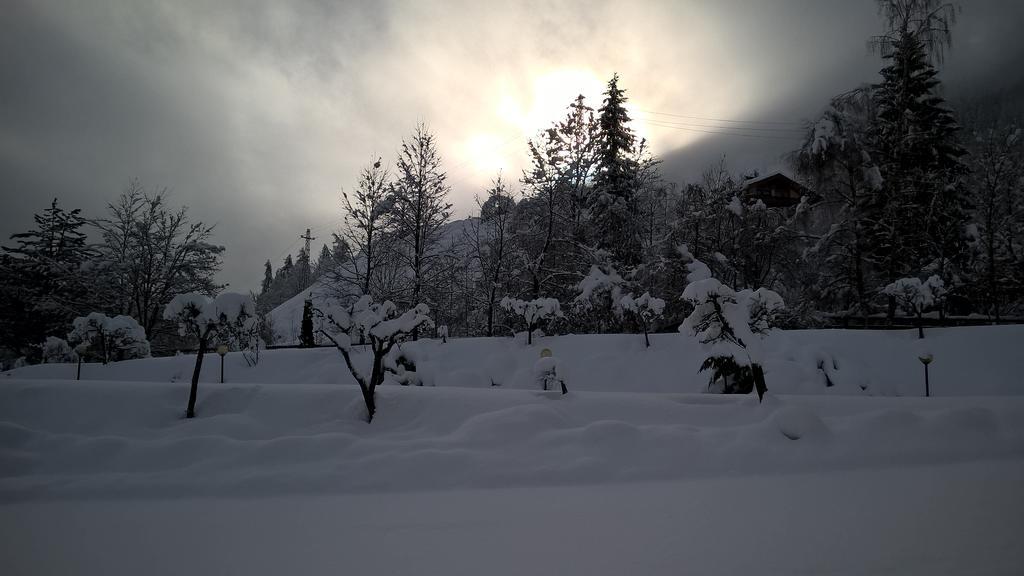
740;172;814;208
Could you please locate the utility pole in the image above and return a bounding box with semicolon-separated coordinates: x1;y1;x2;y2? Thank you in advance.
299;228;316;288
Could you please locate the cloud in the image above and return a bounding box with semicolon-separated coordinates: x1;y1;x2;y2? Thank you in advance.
1;0;1019;291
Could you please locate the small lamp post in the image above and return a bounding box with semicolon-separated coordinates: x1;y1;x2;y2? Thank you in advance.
217;344;229;383
918;353;934;397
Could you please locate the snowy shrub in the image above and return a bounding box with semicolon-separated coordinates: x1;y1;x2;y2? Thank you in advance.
882;275;946;338
67;313;150;364
41;336;77;364
163;292;255;418
678;244;712;283
573;262;630;333
680;278;785;401
501;297;562;345
617;292;666;348
315;295;433;421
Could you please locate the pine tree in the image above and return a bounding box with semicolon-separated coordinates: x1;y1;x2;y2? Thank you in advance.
0;199;97;360
314;244;333;280
300;299;315;348
257;260;274;313
871;31;967;305
591;74;641;268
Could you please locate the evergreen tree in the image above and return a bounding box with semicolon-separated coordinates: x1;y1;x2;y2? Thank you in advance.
257;260;274;313
295;246;312;291
0;199;96;360
871;31;967;305
314;244;333;280
300;299;315;348
591;74;641;267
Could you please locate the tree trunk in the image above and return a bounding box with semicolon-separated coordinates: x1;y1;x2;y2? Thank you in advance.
917;309;924;339
643;326;650;348
752;364;767;403
186;336;207;418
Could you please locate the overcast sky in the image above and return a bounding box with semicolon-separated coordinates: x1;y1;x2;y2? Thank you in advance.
2;0;1021;292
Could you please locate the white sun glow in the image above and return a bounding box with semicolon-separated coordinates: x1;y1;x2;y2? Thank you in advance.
459;68;659;180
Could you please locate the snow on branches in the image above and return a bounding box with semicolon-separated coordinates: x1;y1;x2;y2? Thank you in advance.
618;292;665;348
680;278;784;400
68;312;150;364
163;292;255;418
882;275;946;338
316;295;433;421
500;296;561;345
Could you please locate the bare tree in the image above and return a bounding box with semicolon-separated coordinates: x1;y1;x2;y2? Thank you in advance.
96;180;224;340
464;174;519;336
391;124;453;337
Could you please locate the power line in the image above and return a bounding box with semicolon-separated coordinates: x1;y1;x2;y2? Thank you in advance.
635;114;805;134
636;108;805;126
643;120;803;141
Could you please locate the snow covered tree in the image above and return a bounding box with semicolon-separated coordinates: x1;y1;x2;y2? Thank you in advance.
964;125;1023;319
573;260;628;333
500;297;561;345
516;96;600;301
591;74;643;268
95;182;225;340
391;124;453;335
796;87;882;322
464;174;519;336
67;312;151;364
680;279;783;401
163;292;254;418
870;11;967;307
618;292;665;348
882;275;946;338
0;199;97;361
41;337;77;364
315;296;433;422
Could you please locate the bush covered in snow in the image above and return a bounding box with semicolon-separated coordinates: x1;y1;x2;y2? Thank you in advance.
680;278;784;400
67;313;150;364
41;336;77;364
617;292;665;348
883;275;946;338
501;297;561;345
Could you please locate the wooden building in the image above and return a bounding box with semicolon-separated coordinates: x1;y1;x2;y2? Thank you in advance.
740;172;814;208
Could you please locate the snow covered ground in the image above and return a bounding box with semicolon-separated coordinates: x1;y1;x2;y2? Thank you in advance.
2;326;1023;574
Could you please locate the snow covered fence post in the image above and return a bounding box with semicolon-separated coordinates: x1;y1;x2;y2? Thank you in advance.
315;296;432;422
163;292;254;419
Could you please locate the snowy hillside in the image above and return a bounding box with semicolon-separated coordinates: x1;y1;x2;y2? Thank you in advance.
267;217;477;344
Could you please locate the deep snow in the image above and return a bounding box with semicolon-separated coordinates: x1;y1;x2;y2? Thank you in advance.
2;326;1023;574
